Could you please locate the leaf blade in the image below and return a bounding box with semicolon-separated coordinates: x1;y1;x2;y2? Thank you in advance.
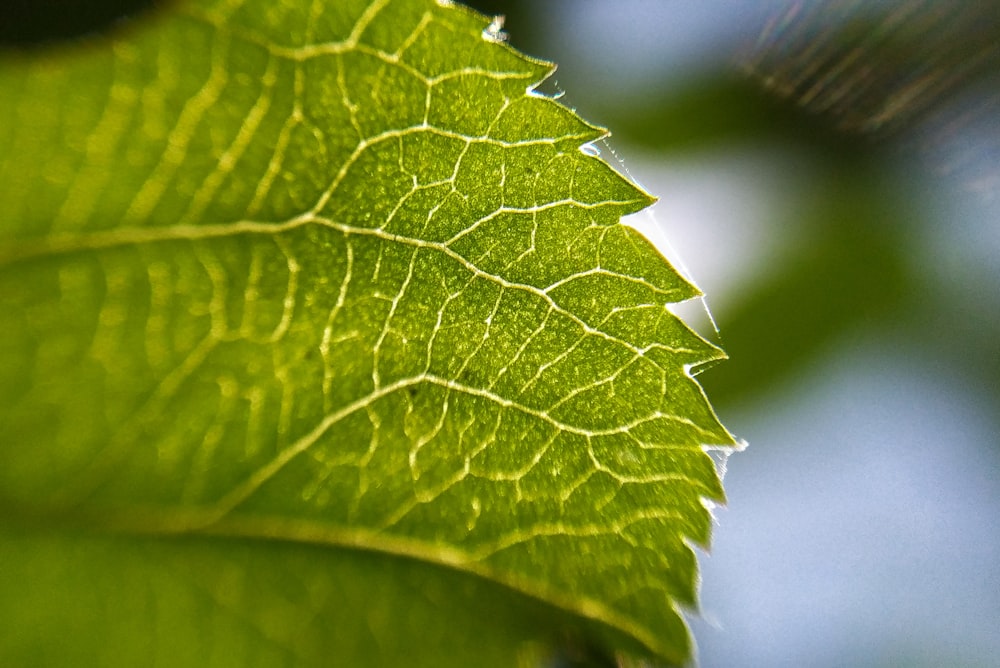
0;0;735;663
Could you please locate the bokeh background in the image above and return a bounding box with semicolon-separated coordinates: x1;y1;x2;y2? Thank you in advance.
461;1;1000;666
4;1;999;666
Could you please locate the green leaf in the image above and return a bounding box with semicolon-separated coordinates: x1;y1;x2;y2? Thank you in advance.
0;0;735;664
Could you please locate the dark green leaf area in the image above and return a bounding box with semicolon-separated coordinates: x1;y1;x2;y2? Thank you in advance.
0;527;650;668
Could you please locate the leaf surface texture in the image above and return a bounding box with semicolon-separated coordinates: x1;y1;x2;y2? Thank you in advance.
0;0;735;664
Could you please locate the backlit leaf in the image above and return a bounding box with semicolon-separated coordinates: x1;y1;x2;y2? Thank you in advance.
0;0;735;664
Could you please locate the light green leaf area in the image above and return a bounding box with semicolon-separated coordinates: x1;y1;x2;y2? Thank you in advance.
0;0;735;665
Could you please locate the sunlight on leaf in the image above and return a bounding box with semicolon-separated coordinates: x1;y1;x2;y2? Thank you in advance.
0;0;735;664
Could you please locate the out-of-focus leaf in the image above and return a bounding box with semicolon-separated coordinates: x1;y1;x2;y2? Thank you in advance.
700;166;912;406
